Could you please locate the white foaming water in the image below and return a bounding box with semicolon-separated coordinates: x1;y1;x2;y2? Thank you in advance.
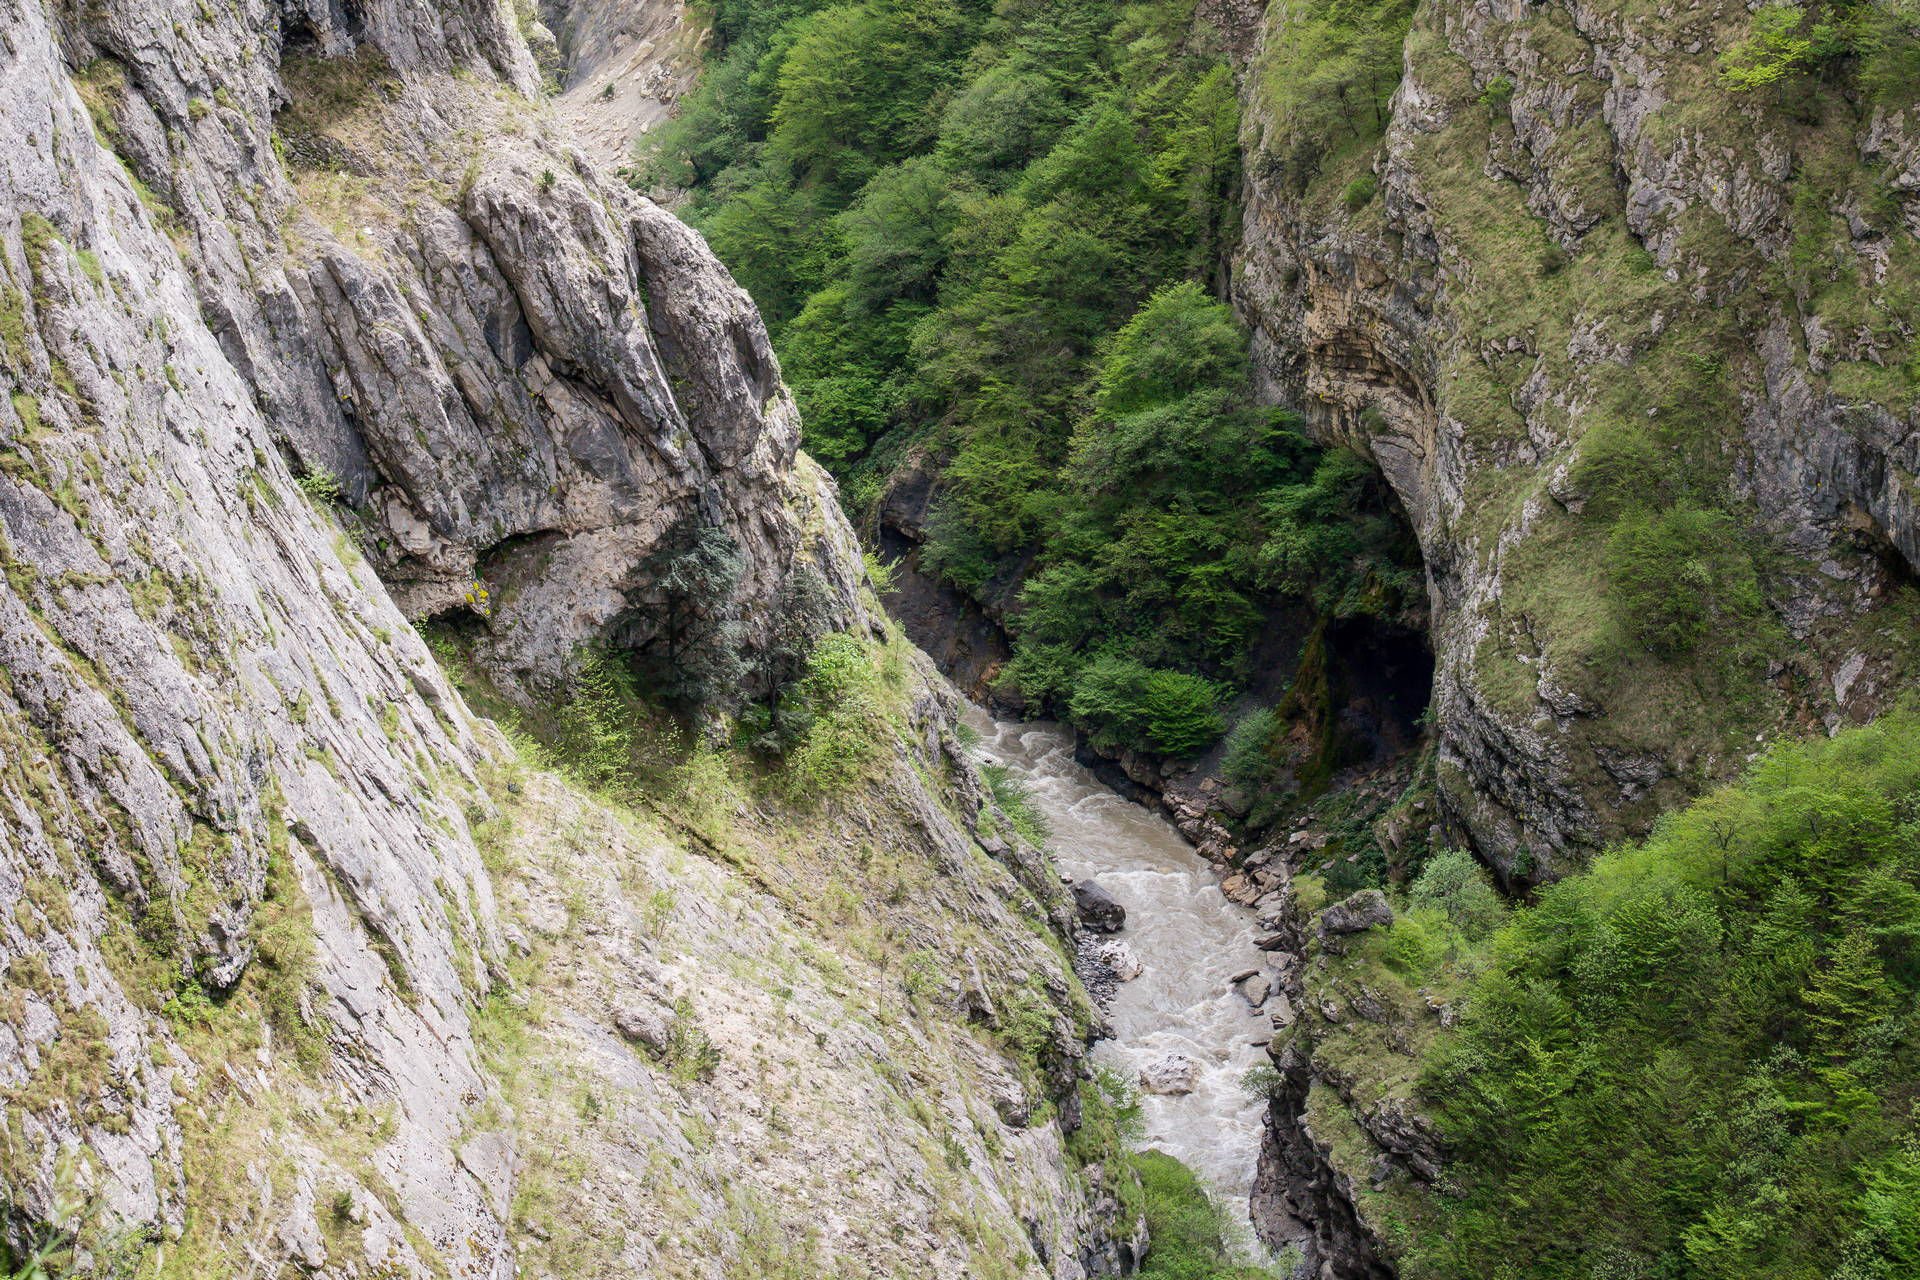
966;709;1272;1208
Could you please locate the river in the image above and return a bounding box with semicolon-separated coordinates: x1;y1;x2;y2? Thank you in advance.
964;710;1274;1212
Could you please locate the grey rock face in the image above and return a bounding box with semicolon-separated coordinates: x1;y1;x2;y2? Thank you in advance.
0;6;511;1267
0;0;1114;1275
51;0;857;702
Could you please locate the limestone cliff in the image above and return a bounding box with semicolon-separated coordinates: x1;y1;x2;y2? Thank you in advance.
0;0;1129;1272
1231;0;1920;881
1224;2;1920;1274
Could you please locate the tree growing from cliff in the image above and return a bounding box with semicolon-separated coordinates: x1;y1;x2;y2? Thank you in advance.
629;513;747;710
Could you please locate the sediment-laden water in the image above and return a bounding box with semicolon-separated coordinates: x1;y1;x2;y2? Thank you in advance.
966;711;1273;1207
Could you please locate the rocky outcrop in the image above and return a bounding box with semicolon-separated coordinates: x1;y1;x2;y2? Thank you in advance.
1229;0;1920;878
50;0;849;698
0;0;1130;1272
1251;1044;1395;1280
1245;848;1436;1279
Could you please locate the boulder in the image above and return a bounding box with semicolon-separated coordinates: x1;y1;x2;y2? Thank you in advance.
1092;939;1144;982
1073;880;1127;933
612;1004;671;1052
1318;889;1393;942
1233;971;1272;1008
1138;1053;1199;1096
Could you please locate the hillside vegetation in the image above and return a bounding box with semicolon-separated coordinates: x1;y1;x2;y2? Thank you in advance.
639;0;1420;761
1301;713;1920;1278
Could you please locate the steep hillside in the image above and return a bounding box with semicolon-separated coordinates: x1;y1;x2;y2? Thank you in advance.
1252;713;1920;1280
1218;5;1920;1273
1231;0;1920;877
0;0;1143;1271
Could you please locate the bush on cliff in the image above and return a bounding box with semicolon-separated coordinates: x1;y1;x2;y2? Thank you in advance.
1605;503;1764;659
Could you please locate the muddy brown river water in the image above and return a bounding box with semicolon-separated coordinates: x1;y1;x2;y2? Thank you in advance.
966;710;1274;1213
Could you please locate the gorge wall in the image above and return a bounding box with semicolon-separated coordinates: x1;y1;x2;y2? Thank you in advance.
0;0;1137;1272
1229;0;1920;881
1222;2;1920;1275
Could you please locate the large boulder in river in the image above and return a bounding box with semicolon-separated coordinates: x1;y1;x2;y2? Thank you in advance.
1073;880;1127;932
1232;970;1273;1009
1138;1053;1199;1096
1093;939;1143;982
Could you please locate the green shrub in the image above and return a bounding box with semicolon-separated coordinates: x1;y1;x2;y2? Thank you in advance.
778;631;885;797
1132;1151;1277;1279
1568;416;1661;518
1407;846;1504;941
1219;708;1280;790
1341;173;1377;211
663;997;721;1082
982;762;1050;845
295;468;343;504
1605;504;1764;657
1067;657;1226;757
630;514;748;710
1719;4;1825;91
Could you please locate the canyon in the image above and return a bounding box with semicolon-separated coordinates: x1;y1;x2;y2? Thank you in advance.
6;0;1920;1277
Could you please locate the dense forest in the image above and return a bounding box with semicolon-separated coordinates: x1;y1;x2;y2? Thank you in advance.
638;0;1421;760
1318;713;1920;1280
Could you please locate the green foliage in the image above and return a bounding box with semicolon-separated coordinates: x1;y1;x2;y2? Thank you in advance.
1605;504;1764;658
1341;172;1377;211
1718;2;1920;101
630;513;749;710
650;0;1429;759
1841;1141;1920;1278
982;761;1051;845
1219;707;1280;790
1068;1064;1145;1166
663;996;722;1082
1067;656;1226;757
767;0;973;195
775;631;888;798
1132;1151;1278;1279
556;646;662;795
295;468;343;504
1254;0;1416;189
1475;75;1513;109
1719;4;1830;91
1408;713;1920;1279
994;977;1061;1087
1406;846;1503;942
